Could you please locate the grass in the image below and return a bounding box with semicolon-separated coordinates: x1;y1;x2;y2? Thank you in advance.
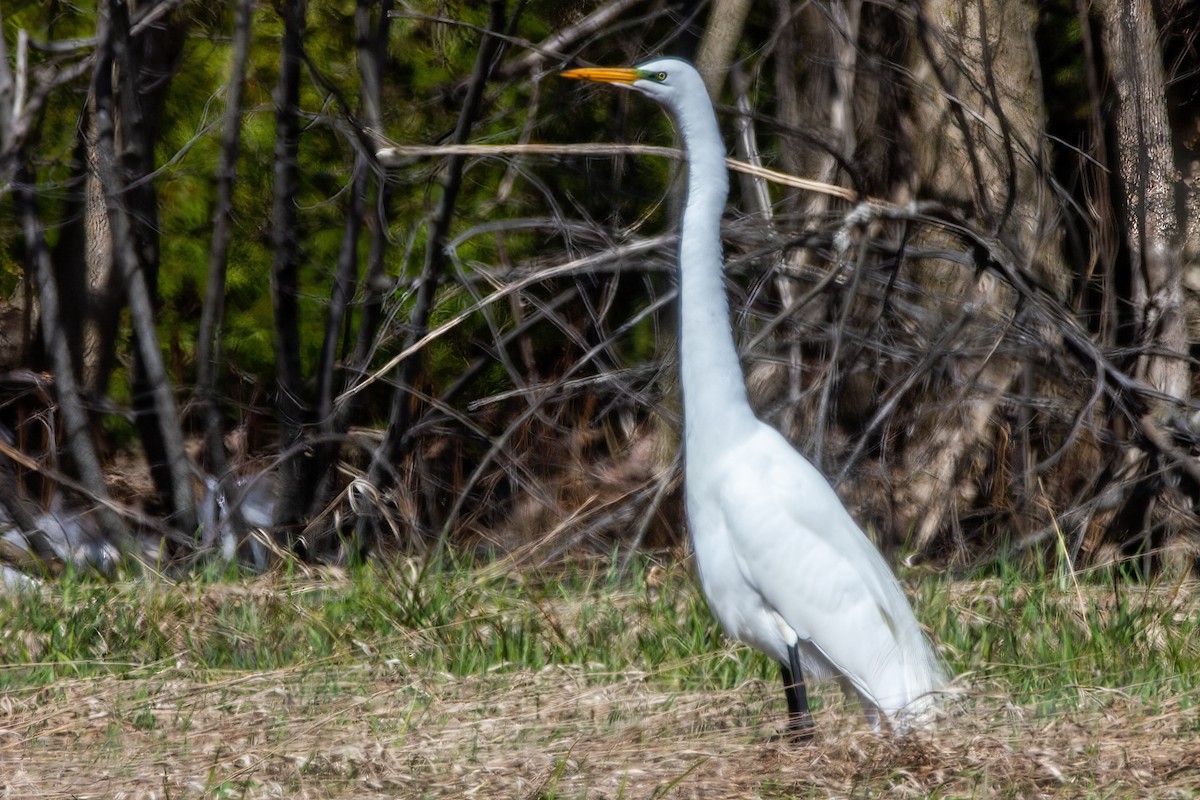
0;555;751;692
2;553;1199;798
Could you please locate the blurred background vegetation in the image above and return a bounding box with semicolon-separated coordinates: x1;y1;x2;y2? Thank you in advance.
2;0;1199;581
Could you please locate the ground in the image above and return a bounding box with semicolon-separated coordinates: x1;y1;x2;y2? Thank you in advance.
3;663;1198;799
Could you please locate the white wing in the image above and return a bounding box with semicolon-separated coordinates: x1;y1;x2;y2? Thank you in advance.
705;421;945;717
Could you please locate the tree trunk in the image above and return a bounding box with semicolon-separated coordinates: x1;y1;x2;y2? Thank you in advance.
1101;0;1188;407
1099;0;1191;566
193;0;255;560
358;0;509;547
346;0;394;386
297;154;366;539
91;0;195;535
49;135;92;382
196;0;255;483
14;167;136;559
767;0;863;458
348;0;394;379
696;0;753;95
896;0;1061;553
299;0;396;549
269;0;311;546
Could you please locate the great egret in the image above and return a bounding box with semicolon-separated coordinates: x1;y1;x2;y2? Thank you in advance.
562;58;945;739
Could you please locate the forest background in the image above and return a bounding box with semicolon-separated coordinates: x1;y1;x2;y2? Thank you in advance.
6;2;1200;795
2;0;1200;580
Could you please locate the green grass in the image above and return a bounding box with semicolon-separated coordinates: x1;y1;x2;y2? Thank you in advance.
926;560;1200;710
4;554;1200;798
0;555;760;691
2;552;1198;711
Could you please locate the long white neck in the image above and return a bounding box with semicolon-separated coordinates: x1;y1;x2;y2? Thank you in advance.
672;92;757;460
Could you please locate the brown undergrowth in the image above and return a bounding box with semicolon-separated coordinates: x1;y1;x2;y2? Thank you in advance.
2;663;1198;798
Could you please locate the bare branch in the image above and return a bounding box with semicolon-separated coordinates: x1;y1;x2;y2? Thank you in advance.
375;141;858;200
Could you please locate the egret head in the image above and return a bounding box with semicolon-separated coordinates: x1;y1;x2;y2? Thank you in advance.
560;57;704;110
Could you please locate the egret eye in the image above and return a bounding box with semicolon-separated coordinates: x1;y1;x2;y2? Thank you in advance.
656;71;667;81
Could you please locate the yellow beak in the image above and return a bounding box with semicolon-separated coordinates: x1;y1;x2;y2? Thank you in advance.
559;67;642;85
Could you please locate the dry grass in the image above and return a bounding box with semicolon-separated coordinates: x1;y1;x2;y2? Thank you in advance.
3;660;1198;799
3;564;1199;798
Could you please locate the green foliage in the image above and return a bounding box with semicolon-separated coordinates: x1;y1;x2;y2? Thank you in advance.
0;0;696;449
1035;0;1093;124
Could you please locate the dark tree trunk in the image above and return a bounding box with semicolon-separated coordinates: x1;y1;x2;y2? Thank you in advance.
269;0;398;547
91;0;195;535
269;0;311;546
197;0;255;480
48;135;91;381
14;166;135;558
291;0;396;550
348;0;394;378
305;157;365;499
358;0;509;547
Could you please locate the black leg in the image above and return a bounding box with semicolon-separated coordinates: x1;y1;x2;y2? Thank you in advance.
781;641;814;741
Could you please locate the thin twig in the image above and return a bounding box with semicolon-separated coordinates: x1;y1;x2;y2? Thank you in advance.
374;141;858;201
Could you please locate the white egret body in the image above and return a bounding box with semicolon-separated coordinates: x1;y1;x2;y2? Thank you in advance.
562;58;945;737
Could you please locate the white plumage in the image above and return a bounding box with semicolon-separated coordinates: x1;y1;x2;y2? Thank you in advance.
563;57;945;737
